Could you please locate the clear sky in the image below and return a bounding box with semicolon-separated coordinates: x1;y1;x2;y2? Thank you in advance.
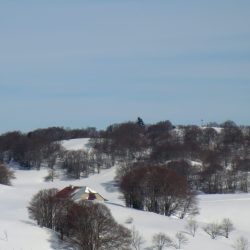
0;0;250;133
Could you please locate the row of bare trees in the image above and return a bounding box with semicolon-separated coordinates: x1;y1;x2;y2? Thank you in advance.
0;127;98;169
152;232;189;250
150;218;236;250
59;149;113;179
92;120;250;164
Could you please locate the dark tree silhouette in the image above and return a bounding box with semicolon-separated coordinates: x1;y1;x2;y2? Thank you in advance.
67;201;132;250
120;165;198;217
0;164;15;185
28;188;60;229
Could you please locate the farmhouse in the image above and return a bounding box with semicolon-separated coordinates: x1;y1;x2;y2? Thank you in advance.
56;185;107;202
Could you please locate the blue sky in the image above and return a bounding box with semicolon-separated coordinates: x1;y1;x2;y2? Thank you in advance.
0;1;250;133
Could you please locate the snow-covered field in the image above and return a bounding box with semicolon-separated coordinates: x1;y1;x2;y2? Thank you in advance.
61;138;91;151
0;139;250;250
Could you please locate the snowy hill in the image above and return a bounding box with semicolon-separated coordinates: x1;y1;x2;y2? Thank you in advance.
0;139;250;249
61;138;91;151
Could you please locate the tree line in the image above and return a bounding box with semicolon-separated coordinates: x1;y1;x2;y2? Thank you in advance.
1;119;250;195
0;126;98;169
85;118;248;217
91;119;250;195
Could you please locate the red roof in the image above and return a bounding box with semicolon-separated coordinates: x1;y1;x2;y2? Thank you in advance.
56;186;80;199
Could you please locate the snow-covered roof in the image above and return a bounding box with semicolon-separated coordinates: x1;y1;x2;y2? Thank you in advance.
71;186;97;201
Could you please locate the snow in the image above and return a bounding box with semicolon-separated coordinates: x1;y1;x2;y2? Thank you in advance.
197;194;250;232
61;138;90;151
189;160;202;167
1;138;250;249
201;126;223;133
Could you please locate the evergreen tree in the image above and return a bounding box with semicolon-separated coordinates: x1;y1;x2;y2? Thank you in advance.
137;117;145;127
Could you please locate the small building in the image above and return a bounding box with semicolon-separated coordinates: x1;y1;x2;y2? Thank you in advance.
56;185;107;203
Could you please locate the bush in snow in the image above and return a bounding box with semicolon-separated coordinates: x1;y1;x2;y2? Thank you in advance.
185;218;199;237
0;231;8;242
0;164;15;185
203;222;221;239
220;218;235;238
131;226;145;250
125;216;134;224
152;233;173;250
232;237;249;250
203;218;235;240
173;232;188;249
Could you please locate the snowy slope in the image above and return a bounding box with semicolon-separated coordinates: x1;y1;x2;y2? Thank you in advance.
1;139;250;250
61;138;91;151
0;170;58;250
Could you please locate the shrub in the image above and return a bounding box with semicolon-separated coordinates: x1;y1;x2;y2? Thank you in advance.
120;165;198;218
185;218;199;237
203;222;221;239
232;237;249;250
0;164;15;185
152;233;173;250
220;218;235;238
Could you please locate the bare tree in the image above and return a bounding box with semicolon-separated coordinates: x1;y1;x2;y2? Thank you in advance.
46;153;58;182
185;218;199;237
0;231;8;241
67;201;132;250
174;232;188;249
179;191;199;219
131;226;145;250
238;172;249;192
27;188;59;229
120;165;197;217
62;150;90;179
53;198;75;240
29;191;132;250
220;218;235;238
203;222;221;239
0;164;15;185
152;233;173;250
232;237;249;250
